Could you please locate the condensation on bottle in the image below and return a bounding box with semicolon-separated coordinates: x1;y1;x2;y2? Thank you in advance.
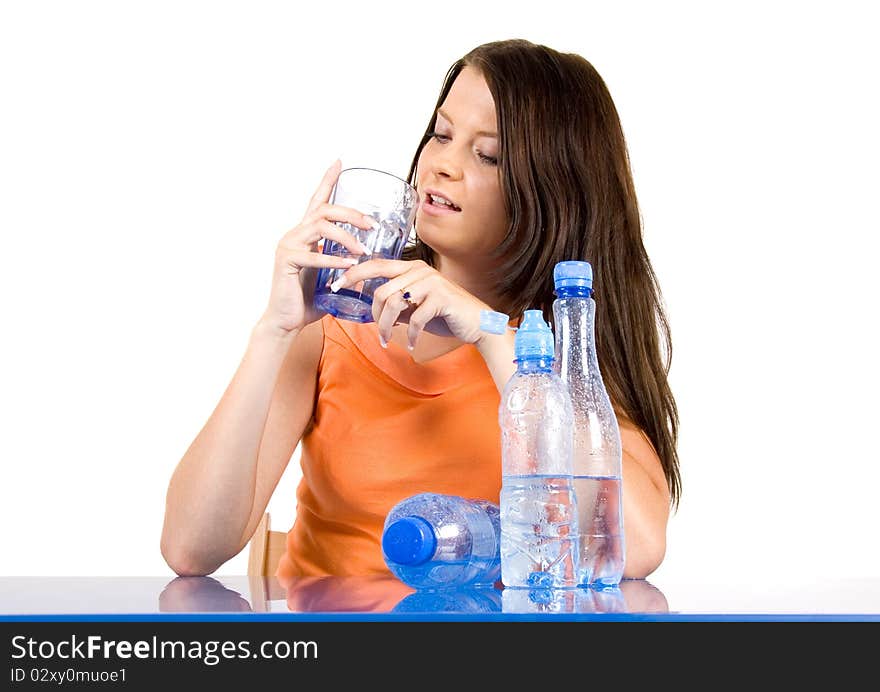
498;309;579;589
552;260;625;587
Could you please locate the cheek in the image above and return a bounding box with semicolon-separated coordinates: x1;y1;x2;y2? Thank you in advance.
469;186;509;250
476;179;508;226
416;145;432;176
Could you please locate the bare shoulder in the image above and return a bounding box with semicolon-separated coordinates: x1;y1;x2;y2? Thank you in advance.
618;417;669;497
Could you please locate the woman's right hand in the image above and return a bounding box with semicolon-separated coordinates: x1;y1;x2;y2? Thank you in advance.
259;160;377;334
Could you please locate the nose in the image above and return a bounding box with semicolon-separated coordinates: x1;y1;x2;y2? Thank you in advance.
426;142;464;181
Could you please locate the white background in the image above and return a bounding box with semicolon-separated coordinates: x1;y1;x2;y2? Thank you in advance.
1;0;877;593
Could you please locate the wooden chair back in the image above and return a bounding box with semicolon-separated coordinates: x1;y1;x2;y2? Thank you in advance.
246;512;288;611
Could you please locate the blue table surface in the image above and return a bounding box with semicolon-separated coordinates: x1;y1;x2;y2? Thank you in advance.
3;576;880;620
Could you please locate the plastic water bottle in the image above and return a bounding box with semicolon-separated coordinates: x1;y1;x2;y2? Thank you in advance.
381;492;501;589
552;260;625;586
499;309;579;589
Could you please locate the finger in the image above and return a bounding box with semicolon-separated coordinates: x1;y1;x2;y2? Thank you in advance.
308;202;381;233
330;258;428;293
315;220;372;257
304;160;342;218
374;289;409;349
378;276;432;349
283;249;360;272
369;265;435;309
405;292;439;352
370;270;432;342
280;219;369;257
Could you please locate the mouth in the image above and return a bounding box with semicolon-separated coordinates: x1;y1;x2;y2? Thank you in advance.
421;196;461;217
422;188;462;212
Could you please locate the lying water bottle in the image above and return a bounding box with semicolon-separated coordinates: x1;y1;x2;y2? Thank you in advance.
499;310;579;589
552;260;625;586
381;492;501;589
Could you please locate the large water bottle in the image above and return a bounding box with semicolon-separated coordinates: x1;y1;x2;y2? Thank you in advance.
499;310;579;589
552;260;625;586
381;492;501;589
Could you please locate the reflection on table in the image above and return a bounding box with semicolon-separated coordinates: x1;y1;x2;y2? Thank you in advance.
392;579;668;615
6;576;880;618
276;574;415;613
158;575;667;615
501;579;669;614
159;575;252;613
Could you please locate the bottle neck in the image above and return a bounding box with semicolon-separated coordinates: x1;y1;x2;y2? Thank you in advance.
553;294;599;363
515;356;554;373
554;285;593;299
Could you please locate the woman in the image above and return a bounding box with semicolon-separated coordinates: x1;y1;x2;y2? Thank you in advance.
161;38;680;581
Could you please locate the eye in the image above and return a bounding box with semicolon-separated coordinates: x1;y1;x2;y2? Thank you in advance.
427;131;498;166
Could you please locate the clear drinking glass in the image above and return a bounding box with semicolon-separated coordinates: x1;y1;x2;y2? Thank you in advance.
313;167;420;323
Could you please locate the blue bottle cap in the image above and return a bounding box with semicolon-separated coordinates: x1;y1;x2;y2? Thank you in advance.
382;516;437;566
514;309;555;360
479;309;510;335
553;260;593;292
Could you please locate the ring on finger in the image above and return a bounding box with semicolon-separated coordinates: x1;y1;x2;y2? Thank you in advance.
401;290;420;308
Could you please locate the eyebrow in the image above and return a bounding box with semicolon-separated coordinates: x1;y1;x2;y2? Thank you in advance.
437;108;498;138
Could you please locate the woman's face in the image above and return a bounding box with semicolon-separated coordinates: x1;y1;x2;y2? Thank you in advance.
415;66;509;263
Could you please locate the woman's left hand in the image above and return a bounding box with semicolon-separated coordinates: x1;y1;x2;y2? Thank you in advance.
328;258;493;350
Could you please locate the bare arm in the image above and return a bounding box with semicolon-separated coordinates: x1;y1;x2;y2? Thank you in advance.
160;160;378;576
475;328;517;392
619;420;671;578
160;319;323;576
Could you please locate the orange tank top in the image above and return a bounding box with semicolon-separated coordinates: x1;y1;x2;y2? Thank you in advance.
276;314;503;579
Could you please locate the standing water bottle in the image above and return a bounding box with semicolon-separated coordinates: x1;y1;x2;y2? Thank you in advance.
499;310;579;588
552;260;625;586
381;492;501;589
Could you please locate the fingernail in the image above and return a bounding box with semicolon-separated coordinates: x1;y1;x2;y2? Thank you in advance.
379;335;388;349
330;278;345;293
344;257;360;265
369;220;381;232
358;241;371;255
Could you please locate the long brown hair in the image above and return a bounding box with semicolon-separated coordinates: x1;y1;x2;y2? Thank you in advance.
403;39;681;507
